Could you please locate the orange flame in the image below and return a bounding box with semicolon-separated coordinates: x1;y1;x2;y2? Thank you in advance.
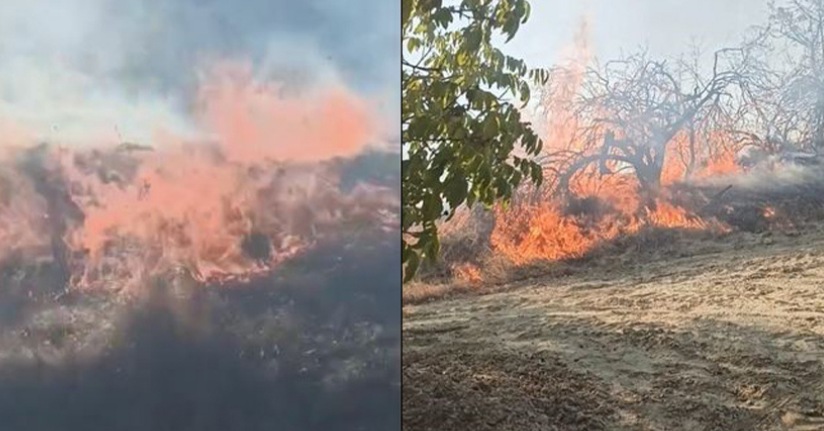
196;61;373;164
0;60;395;295
481;21;737;271
489;126;734;267
452;263;482;284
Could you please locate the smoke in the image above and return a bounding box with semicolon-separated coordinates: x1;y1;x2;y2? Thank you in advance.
0;0;399;146
698;161;824;192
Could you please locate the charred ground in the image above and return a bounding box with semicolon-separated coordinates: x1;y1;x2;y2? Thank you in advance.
0;234;400;431
0;147;400;431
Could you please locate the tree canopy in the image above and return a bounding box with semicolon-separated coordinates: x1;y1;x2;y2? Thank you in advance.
402;0;547;281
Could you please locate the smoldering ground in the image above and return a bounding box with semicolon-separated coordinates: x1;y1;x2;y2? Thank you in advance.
0;234;400;431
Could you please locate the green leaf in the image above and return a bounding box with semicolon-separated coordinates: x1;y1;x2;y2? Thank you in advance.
530;162;543;184
407;37;421;52
402;0;539;282
519;82;531;105
444;174;468;207
511;170;523;186
482;115;498;139
522;1;531;23
466;27;482;51
402;0;413;28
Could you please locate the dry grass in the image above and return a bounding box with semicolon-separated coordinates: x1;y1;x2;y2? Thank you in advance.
403;281;470;304
416;207;496;280
405;204;725;305
404;207;499;304
404;221;824;430
402;344;615;431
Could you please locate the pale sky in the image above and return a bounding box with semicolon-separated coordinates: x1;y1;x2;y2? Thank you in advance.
506;0;771;68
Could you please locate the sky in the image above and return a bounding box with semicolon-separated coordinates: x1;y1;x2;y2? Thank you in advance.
506;0;771;69
0;0;399;145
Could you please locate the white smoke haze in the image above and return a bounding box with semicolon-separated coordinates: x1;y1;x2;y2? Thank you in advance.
698;162;824;192
507;0;768;68
0;0;399;147
0;0;184;144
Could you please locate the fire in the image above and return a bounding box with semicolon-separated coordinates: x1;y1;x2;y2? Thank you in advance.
452;263;482;284
0;61;397;295
196;61;372;165
663;130;740;185
488;124;734;267
645;199;711;230
490;114;732;266
490;193;724;265
477;20;738;271
491;203;605;264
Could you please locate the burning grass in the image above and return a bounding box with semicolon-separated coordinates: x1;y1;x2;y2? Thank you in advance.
404;27;804;302
405;158;824;305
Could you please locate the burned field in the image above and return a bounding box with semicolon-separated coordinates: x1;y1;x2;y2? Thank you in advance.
0;239;400;431
0;144;400;430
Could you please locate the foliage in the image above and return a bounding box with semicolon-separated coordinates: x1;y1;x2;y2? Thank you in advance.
402;0;547;281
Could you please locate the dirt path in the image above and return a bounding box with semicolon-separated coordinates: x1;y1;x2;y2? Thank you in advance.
403;229;824;430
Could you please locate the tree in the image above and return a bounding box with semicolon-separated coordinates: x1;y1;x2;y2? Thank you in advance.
743;0;824;150
542;49;744;200
402;0;547;281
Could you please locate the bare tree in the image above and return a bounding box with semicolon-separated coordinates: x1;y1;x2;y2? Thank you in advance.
742;0;824;151
540;48;746;200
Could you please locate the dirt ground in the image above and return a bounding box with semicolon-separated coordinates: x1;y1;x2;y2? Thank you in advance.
403;226;824;430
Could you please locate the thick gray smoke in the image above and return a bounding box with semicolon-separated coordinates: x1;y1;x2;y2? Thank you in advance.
0;0;399;145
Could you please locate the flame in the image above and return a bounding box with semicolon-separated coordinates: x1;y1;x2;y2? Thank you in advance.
196;61;372;164
474;20;738;271
663;130;740;185
645;199;711;230
488;122;733;268
452;263;482;284
491;203;604;264
0;60;396;295
490;194;725;266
